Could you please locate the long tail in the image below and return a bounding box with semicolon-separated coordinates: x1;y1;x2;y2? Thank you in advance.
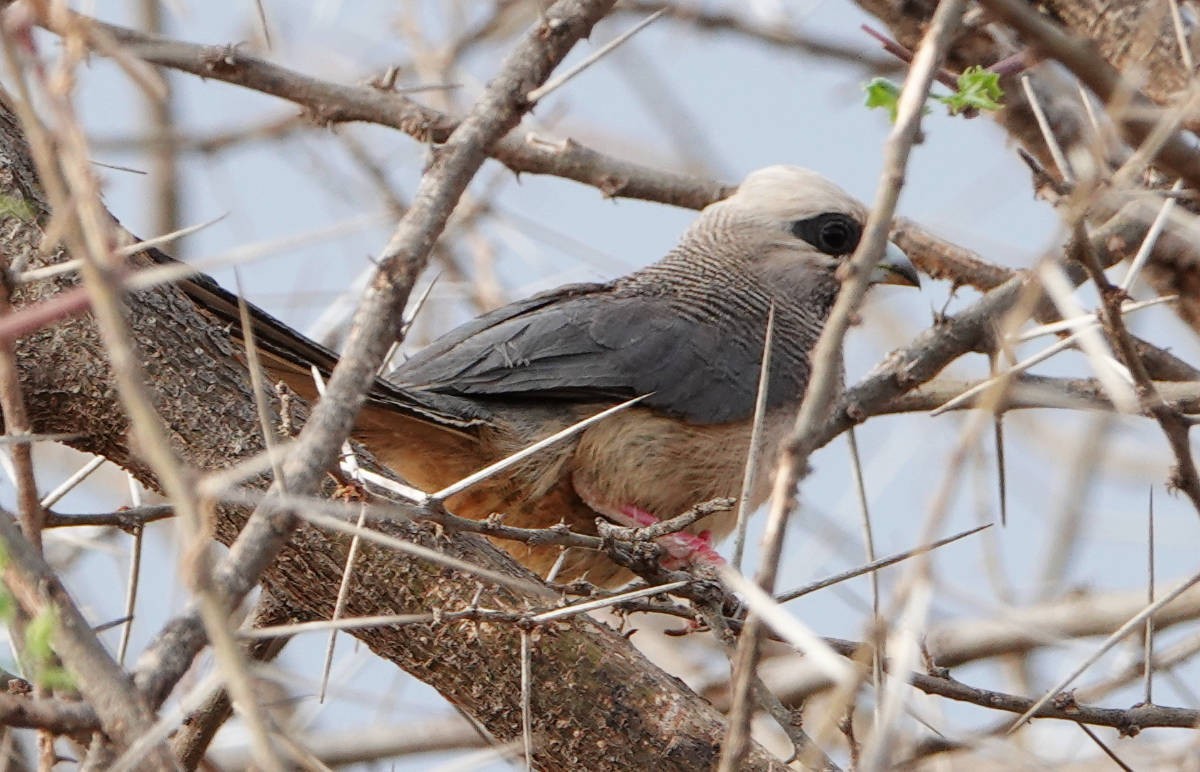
141;245;482;430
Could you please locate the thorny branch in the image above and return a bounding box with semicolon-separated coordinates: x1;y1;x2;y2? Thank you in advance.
3;557;1197;743
978;0;1200;189
4;0;1200;768
723;1;967;768
124;0;622;735
2;4;800;771
39;5;1200;318
1070;226;1200;511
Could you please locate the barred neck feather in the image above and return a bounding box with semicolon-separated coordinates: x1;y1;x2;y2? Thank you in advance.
615;234;841;415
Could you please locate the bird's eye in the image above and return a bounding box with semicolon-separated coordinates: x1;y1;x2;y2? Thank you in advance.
819;219;851;252
790;213;862;256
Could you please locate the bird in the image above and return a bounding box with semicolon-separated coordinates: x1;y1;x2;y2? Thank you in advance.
179;166;920;587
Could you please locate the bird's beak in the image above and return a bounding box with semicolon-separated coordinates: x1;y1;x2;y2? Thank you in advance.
869;241;920;287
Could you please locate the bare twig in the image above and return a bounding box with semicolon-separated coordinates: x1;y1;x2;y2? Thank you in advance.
1145;487;1156;706
172;593;295;769
618;3;896;69
776;524;991;603
115;475;143;665
1007;569;1200;732
42;504;174;530
1071;225;1200;514
0;693;100;734
129;0;619;726
720;4;966;767
526;9;665;103
41;10;731;211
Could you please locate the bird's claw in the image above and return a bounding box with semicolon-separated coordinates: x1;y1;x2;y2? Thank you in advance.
658;529;724;569
617;504;725;570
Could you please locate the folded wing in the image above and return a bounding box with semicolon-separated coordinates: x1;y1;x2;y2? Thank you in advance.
391;283;770;425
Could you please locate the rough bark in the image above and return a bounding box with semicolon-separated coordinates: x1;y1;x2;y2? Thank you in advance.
1042;0;1190;107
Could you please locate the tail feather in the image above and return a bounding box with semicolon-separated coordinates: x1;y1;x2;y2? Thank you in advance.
147;245;488;431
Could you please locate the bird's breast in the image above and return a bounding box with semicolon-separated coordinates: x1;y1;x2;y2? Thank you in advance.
569;406;796;539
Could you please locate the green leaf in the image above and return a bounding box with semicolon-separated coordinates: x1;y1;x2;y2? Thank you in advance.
23;608;75;689
24;607;56;661
937;65;1004;115
37;666;74;691
863;77;902;122
0;546;12;623
0;195;36;222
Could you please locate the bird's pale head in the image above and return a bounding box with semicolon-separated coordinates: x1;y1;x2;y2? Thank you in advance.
697;165;919;288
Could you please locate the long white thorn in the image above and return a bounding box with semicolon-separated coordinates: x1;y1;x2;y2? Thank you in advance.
526;10;667;103
431;395;648;502
719;566;856;686
931;335;1078;416
1121;181;1182;295
1014;296;1175;343
1038;262;1137;413
733;305;774;570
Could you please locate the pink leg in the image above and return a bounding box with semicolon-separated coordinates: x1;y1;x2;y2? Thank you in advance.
617;504;724;570
572;475;724;570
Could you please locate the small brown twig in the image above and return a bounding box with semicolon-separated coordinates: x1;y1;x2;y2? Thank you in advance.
595;497;734;541
42;9;732;212
42;504;175;532
1070;224;1200;515
721;3;969;769
616;3;896;70
860;23;961;91
0;693;102;735
0;277;45;549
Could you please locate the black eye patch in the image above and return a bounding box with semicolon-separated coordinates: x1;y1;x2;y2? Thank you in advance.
790;213;862;256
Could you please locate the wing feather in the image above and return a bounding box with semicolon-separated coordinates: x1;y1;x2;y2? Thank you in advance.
391;283;773;424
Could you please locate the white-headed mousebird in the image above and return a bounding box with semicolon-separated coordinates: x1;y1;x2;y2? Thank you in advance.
176;166;920;587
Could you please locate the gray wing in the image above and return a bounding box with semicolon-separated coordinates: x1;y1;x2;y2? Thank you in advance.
391;283;790;425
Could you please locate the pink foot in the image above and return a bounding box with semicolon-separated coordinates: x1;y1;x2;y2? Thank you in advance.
617;504;724;570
